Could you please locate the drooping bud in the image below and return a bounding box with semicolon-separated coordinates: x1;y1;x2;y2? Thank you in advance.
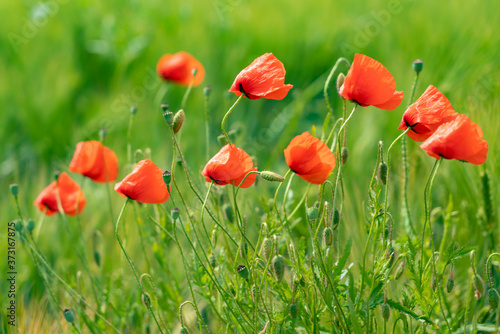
323;227;333;247
171;207;180;221
395;261;405;280
14;219;23;232
173;109;185;134
54;170;61;182
217;134;227;146
203;86;212;98
162;171;171;186
141;292;152;308
289;303;298;319
412;59;423;74
10;183;19;197
332;208;340;229
92;230;102;267
307;207;319;221
272;255;285;282
223;203;234;223
446;277;455;293
26;218;35;234
63;308;75;324
160;103;169;112
341;147;349;165
261;238;273;261
488;288;500;308
377;162;388;185
237;265;249;280
381;303;390;322
473;275;485;299
240;242;248;259
260;171;284;182
336;73;345;96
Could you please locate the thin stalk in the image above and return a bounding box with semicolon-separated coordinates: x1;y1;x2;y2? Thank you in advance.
323;57;350;116
221;94;244;145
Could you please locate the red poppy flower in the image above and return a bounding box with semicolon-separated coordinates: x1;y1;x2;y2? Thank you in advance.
156;51;205;87
398;85;458;142
228;53;293;100
69;141;119;183
114;159;170;204
34;172;86;216
284;132;336;184
339;54;403;110
420;114;488;165
202;145;257;188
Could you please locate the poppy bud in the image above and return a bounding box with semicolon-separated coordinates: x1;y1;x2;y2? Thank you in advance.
142;292;152;308
92;230;102;267
260;171;284;182
488;288;500;308
162;171;171;186
336;73;345;96
217;134;227;146
237;265;249;280
381;303;390;322
289;303;298;319
209;252;217;269
171;207;180;221
412;59;423;74
63;308;75;324
473;275;485;298
54;170;61;182
99;128;107;142
26;218;35;234
223;203;234;223
430;274;437;292
446;277;455;293
240;242;248;259
332;208;340;229
307;207;319;221
180;327;189;334
204;86;212;98
130;105;138;115
323;227;333;247
251;284;259;302
341;147;349;165
261;238;273;261
10;183;19;197
272;255;285;282
395;261;405;279
377;162;388;185
163;110;174;127
385;247;395;266
173;109;185;134
160;103;169;112
14;219;23;232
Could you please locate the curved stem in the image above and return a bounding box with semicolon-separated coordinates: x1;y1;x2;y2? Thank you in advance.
273;169;292;225
323;57;351;115
221;94;244;145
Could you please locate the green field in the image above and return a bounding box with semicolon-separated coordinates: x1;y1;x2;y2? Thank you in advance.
1;0;499;333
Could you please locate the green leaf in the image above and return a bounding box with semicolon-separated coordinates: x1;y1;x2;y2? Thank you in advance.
334;236;353;277
387;299;435;326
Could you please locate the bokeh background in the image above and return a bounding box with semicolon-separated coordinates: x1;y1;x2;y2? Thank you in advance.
1;0;499;332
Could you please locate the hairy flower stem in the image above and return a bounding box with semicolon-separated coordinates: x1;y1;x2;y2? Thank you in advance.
115;198;165;334
402;72;420;234
382;128;411;247
323;57;350;116
221;94;244;145
180;77;194;111
273;169;292;226
204;93;210;162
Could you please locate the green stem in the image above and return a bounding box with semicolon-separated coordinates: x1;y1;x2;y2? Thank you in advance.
323;57;350;115
204;95;210;162
221;94;244;145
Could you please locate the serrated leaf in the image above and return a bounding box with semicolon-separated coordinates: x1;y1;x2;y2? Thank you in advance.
334;236;352;277
387;299;435;326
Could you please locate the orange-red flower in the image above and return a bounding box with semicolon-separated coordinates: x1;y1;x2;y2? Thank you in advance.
398;85;457;142
229;53;293;100
339;54;403;110
114;159;170;204
69;141;119;183
284;132;336;184
34;172;86;216
202;145;257;188
420;114;488;165
157;51;205;87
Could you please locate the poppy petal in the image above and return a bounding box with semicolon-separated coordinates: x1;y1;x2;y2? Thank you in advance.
157;51;205;87
34;172;86;216
373;91;404;110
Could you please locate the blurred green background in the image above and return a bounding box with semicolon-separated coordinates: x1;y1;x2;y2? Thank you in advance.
1;0;499;331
